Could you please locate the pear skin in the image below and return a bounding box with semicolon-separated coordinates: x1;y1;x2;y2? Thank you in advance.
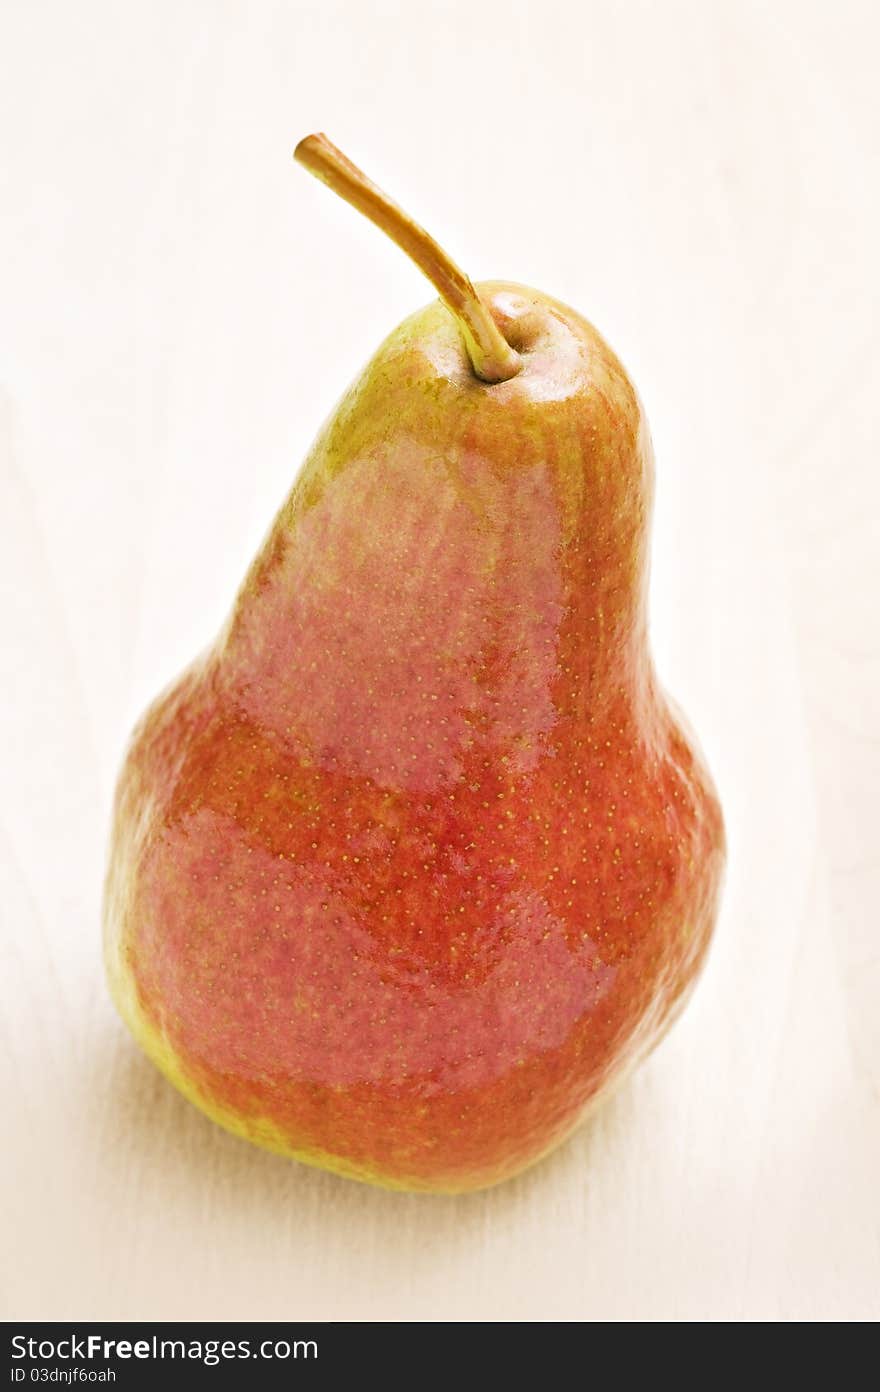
104;141;724;1192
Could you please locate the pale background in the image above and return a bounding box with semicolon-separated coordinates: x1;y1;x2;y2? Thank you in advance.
1;0;878;1322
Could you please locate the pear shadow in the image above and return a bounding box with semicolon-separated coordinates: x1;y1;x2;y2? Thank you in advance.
86;1023;642;1287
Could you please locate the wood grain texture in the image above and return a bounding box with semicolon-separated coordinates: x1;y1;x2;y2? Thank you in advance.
1;0;878;1321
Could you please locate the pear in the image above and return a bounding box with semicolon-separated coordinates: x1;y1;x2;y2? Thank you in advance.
104;135;725;1192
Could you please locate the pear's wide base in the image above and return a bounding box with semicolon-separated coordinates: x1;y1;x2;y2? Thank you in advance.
108;956;640;1195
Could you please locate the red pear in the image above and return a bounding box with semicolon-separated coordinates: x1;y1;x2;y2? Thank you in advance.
104;135;725;1191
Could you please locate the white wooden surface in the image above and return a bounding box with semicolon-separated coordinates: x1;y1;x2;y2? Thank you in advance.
2;0;878;1322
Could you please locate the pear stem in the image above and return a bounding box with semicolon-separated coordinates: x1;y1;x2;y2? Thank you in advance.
294;133;521;384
